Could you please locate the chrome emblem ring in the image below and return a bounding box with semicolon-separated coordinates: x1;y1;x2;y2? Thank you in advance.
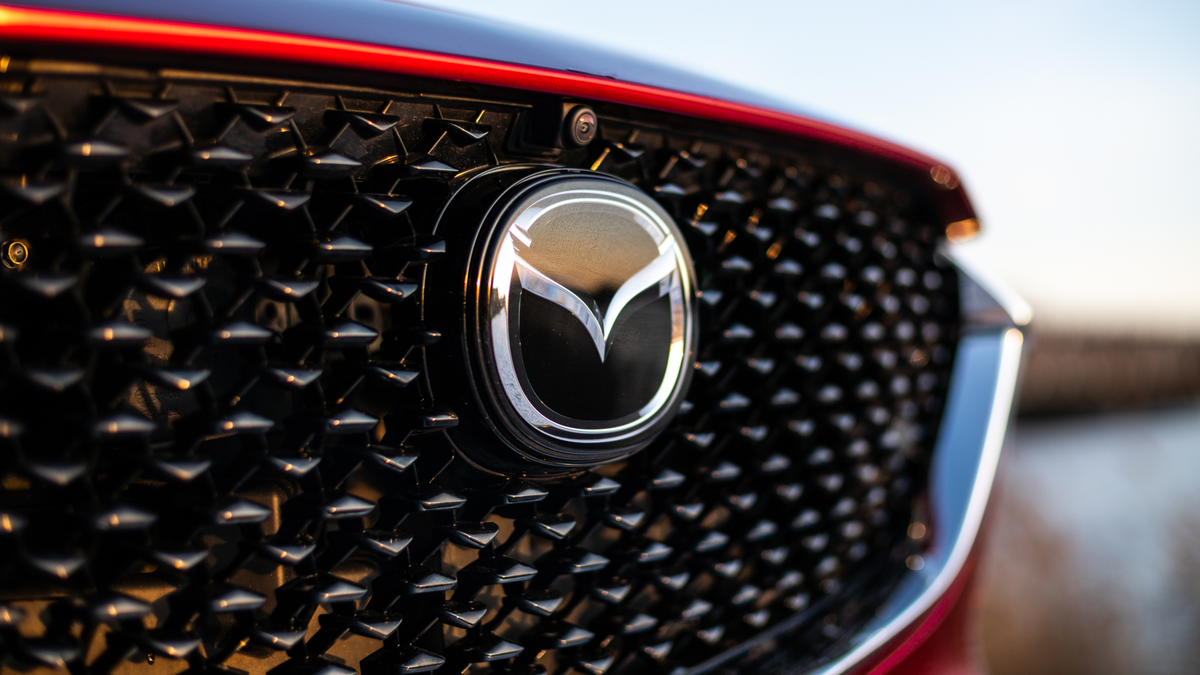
455;169;698;466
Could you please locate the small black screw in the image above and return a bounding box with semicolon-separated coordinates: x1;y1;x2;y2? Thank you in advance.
564;105;598;147
2;240;28;268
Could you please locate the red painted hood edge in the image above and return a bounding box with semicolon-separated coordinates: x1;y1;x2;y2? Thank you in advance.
0;3;976;225
858;554;979;675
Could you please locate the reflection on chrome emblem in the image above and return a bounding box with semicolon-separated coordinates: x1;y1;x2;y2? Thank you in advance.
513;240;681;363
481;173;697;456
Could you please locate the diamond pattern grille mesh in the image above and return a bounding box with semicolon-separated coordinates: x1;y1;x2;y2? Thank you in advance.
0;65;957;675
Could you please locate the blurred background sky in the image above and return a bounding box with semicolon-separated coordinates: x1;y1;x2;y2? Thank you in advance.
417;0;1200;336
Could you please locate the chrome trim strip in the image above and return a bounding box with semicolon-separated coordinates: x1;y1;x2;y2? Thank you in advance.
806;258;1027;675
683;259;1029;675
953;253;1033;328
807;327;1023;675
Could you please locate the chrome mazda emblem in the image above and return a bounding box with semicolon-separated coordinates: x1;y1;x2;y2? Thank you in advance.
454;170;698;466
510;227;681;364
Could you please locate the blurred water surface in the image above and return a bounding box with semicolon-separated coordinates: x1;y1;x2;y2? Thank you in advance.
982;403;1200;674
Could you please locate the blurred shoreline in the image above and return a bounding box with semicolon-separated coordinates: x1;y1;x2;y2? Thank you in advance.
1017;332;1200;416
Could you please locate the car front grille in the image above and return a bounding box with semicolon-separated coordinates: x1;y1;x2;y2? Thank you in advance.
0;61;957;675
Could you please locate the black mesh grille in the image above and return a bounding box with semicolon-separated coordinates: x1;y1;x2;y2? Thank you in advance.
0;62;957;675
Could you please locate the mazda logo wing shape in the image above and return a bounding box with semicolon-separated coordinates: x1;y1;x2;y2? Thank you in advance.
514;241;680;362
474;173;696;454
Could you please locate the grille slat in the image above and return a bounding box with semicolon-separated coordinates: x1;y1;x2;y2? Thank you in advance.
0;63;956;675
